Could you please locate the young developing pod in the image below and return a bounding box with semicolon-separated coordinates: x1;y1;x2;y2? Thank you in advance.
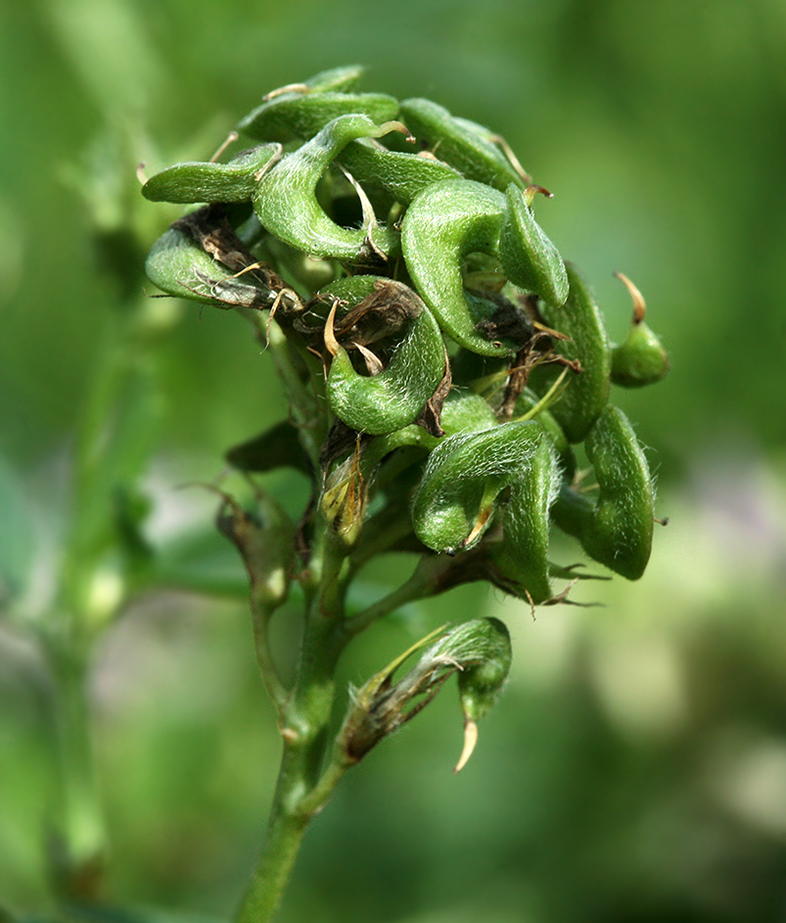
323;279;447;436
411;420;547;554
252;114;400;262
321;444;368;548
399;98;529;192
141;144;280;204
145;224;271;307
487;435;561;604
238;91;400;144
402;179;533;357
551;405;654;580
499;184;569;307
529;263;611;443
338;140;462;204
610;272;670;387
338;618;511;771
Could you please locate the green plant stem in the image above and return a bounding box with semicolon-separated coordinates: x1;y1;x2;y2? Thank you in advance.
47;638;107;902
347;553;459;636
235;529;351;923
250;597;288;710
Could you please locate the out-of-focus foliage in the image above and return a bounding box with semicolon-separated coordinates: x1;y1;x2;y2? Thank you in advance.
1;1;785;921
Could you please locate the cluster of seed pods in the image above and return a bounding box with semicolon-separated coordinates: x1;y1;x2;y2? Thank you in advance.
144;65;669;606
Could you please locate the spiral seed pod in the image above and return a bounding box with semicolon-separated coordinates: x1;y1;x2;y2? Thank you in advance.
499;183;569;307
322;279;447;435
252;114;401;261
143;65;668;614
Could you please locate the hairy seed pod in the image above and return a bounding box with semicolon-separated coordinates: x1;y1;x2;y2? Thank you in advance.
402;179;535;356
529;263;611;442
141;144;281;204
551;405;654;580
499;184;569;306
252;114;399;261
400;98;528;192
412;420;551;554
323;279;447;435
338;139;461;204
239;91;399;144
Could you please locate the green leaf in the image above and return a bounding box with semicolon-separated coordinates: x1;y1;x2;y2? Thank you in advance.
225;420;313;476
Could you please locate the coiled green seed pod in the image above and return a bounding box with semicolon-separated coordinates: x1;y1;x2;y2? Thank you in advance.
322;278;447;436
252;114;400;261
499;184;569;306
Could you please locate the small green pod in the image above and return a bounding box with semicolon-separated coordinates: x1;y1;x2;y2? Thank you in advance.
338;139;462;204
402;179;532;356
551;405;654;580
611;318;670;388
399;98;528;192
610;271;670;387
499;184;569;306
488;435;560;604
325;281;446;436
412;420;545;554
252;114;397;262
141;144;280;204
145;225;270;306
455;617;512;726
238;91;399;143
529;263;611;443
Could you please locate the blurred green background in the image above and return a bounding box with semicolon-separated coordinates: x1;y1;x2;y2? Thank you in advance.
1;0;785;921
